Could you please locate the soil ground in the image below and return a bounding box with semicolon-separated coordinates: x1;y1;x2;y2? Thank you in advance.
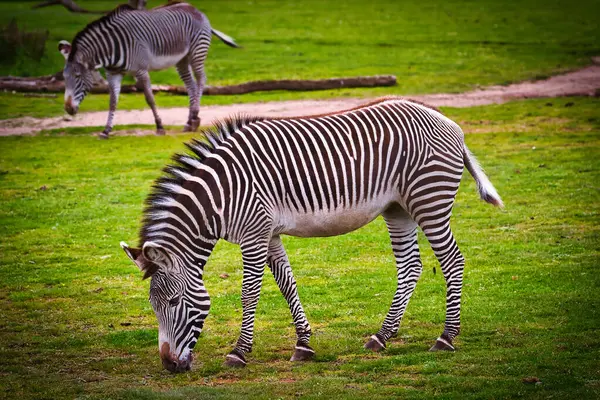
1;61;599;136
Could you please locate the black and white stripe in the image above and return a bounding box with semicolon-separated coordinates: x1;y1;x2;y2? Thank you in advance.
61;2;238;138
124;97;503;370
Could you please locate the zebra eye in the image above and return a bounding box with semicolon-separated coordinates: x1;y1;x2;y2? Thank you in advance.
168;295;181;307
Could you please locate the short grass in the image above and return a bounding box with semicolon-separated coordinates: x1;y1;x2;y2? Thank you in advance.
0;97;599;399
1;0;599;119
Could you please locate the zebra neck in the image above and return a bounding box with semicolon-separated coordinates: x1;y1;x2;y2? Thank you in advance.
85;46;108;70
70;45;104;70
141;171;228;250
70;4;135;69
142;224;217;275
174;241;215;279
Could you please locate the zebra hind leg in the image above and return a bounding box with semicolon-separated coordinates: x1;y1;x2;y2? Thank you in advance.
366;207;422;352
135;71;165;135
175;58;199;132
187;52;207;132
420;220;464;352
267;236;314;362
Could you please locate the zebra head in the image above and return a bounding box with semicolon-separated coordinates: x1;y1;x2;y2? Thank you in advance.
120;241;211;373
58;41;95;116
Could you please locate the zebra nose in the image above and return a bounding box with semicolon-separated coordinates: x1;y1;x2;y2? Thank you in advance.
160;342;176;371
160;342;191;373
161;356;178;372
64;96;77;115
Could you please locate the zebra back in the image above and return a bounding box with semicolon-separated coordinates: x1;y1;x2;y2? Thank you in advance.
139;98;470;245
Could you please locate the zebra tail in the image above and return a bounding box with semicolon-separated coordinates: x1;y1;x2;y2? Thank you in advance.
463;144;504;208
212;29;240;48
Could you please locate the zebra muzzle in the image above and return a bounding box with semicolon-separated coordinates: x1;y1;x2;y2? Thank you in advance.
64;96;78;116
160;342;192;373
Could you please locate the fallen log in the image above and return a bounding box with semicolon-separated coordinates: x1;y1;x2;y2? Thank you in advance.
32;0;110;14
203;75;397;95
0;75;397;95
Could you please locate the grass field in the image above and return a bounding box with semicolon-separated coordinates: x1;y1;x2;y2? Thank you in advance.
1;97;599;399
1;0;599;120
1;0;599;398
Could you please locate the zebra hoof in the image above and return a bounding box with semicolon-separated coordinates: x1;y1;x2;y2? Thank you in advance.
156;128;166;136
429;337;455;352
364;335;386;352
184;118;200;132
98;132;109;140
224;351;247;368
290;344;315;361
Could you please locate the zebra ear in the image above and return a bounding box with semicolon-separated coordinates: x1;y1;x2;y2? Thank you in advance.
120;241;164;279
140;241;171;278
142;241;169;263
58;40;71;60
121;241;141;261
121;241;143;268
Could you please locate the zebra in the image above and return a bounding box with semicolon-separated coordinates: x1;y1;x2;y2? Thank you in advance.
58;2;239;139
120;97;503;371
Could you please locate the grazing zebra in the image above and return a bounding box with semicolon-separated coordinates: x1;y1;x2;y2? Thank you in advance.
58;2;239;139
120;97;503;371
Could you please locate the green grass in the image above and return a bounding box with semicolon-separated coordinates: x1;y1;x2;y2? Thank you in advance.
0;97;599;399
1;0;599;119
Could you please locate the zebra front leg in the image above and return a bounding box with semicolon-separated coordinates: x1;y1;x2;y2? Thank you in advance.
366;209;422;351
267;236;314;361
175;59;199;132
135;70;165;135
422;221;464;352
101;72;123;139
225;242;268;368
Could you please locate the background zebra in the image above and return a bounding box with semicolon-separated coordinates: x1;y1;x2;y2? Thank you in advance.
121;97;503;371
58;2;239;139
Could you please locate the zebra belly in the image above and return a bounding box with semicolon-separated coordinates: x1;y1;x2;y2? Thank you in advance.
148;50;188;71
279;204;389;238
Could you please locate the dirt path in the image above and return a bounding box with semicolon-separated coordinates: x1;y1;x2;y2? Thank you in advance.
1;61;599;136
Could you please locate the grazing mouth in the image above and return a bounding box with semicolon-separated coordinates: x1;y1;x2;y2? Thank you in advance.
162;350;194;373
64;104;78;116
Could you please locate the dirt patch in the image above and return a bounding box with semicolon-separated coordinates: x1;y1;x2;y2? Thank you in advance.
1;62;599;136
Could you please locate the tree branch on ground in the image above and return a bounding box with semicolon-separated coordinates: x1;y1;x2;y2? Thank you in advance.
31;0;111;14
0;75;397;95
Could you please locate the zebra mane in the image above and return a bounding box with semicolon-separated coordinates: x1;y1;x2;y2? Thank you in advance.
69;4;135;62
378;96;442;114
139;114;267;247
